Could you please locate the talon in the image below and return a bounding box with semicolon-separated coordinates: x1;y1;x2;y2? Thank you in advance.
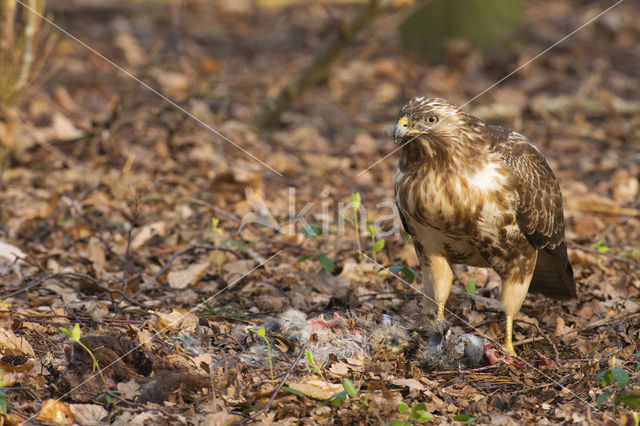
504;342;516;356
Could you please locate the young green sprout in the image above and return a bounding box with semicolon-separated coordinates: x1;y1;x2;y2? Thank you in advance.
249;327;275;384
305;350;326;381
366;224;385;263
298;224;334;273
60;323;108;387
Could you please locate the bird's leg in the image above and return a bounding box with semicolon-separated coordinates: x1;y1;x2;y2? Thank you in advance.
499;252;537;355
421;255;453;320
504;315;515;355
437;303;445;320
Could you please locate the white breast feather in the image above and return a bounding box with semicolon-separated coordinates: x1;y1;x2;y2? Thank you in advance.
467;162;504;192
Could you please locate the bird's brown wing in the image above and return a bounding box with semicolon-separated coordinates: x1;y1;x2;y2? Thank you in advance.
491;128;576;299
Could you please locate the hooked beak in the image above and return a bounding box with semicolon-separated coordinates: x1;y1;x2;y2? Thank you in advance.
393;115;422;144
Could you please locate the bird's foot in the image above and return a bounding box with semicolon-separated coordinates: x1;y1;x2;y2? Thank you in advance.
503;341;516;356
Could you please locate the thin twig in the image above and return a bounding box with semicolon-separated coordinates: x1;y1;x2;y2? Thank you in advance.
2;272;150;310
557;310;640;341
431;364;500;375
0;311;144;325
16;0;38;89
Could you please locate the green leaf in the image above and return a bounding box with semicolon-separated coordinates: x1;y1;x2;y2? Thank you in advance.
229;239;247;252
350;193;361;211
339;214;354;225
60;327;72;338
281;386;305;398
390;421;410;426
366;224;375;236
250;327;266;338
211;217;224;235
342;378;358;397
453;414;475;424
360;395;370;407
387;265;418;283
305;351;315;367
614;391;640;409
411;403;434;422
372;239;385;253
398;401;409;413
56;218;75;227
592;238;611;253
317;253;335;273
0;397;9;414
301;224;321;238
330;396;346;407
611;368;629;388
465;278;476;294
72;323;82;340
401;266;417;283
332;390;348;400
596;391;612;405
298;255;313;263
596;369;614;386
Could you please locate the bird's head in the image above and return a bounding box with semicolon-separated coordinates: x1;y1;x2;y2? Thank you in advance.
393;97;469;145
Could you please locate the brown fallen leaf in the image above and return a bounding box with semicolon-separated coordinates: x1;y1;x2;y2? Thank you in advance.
167;262;210;289
131;221;168;250
36;399;74;425
554;317;575;345
223;259;257;282
153;309;199;335
117;379;141;400
68;404;108;425
0;328;36;357
328;362;350;376
390;378;425;392
0;241;26;263
287;381;342;401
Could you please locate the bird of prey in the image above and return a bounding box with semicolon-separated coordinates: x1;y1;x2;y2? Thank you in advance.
393;97;576;354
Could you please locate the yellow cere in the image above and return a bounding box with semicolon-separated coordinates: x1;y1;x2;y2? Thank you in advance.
398;116;409;127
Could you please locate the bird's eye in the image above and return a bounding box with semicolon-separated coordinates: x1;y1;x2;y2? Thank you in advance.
425;115;438;124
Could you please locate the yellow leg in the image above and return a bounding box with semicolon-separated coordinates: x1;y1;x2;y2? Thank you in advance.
504;315;515;355
421;256;453;317
437;303;445;320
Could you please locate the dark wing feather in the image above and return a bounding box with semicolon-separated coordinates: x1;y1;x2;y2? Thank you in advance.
397;201;411;236
490;128;576;299
396;184;423;260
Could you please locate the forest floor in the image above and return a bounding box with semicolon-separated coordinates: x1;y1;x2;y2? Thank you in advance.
0;0;639;424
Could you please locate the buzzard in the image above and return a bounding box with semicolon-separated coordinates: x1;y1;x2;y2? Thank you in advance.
393;97;576;354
